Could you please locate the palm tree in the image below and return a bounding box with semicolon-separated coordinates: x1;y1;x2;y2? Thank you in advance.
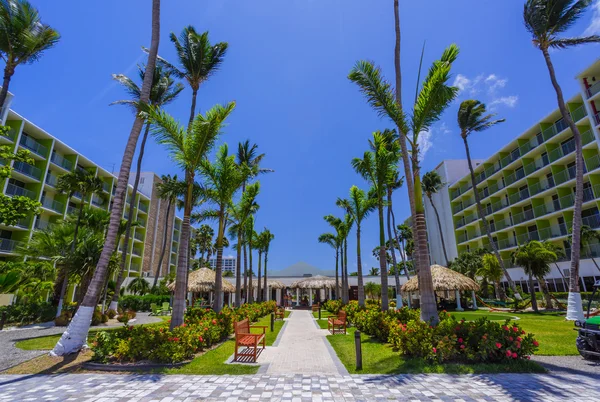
387;171;405;304
110;65;183;306
196;224;214;263
55;169;103;317
254;230;264;302
318;233;339;298
198;144;248;311
337;186;377;307
149;102;236;328
456;100;522;302
369;267;380;276
244;217;256;303
324;215;348;302
226;183;260;307
524;0;600;320
340;214;353;304
0;0;60;112
578;225;600;273
513;240;558;312
350;44;460;323
262;228;274;302
421;170;449;265
352;131;398;310
397;223;412;279
127;277;150;295
477;253;506;301
52;0;162;357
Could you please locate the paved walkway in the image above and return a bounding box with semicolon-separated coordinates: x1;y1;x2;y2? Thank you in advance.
250;310;346;375
0;372;599;401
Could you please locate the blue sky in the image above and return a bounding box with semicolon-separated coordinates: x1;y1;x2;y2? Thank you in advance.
6;1;600;273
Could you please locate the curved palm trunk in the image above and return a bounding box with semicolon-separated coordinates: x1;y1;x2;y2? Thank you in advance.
153;197;172;288
541;48;584;320
171;175;193;329
356;224;365;307
243;241;248;303
427;194;449;265
537;275;553;309
392;210;410;280
257;250;262;303
462;135;521;301
378;203;389;311
188;89;198;131
263;250;269;302
413;172;438;324
0;64;14;115
387;188;401;306
335;247;339;300
235;229;242;307
214;206;226;312
110;123;151;310
528;272;538;313
51;0;161;356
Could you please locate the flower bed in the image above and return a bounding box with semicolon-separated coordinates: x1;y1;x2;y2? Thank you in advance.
323;302;538;364
91;301;276;364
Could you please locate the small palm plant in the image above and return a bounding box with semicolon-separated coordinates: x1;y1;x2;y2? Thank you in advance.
261;228;274;302
476;254;506;301
512;241;558;312
127;277;150;296
318;233;339;299
421;170;449;265
571;225;600;274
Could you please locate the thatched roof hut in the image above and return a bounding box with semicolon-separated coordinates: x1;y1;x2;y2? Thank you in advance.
167;267;235;293
401;265;480;293
290;275;336;289
251;279;286;289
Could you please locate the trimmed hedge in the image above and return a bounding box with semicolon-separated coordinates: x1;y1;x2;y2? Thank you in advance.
118;295;171;312
0;302;56;326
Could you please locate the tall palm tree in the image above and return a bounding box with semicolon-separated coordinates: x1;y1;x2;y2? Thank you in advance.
198;144;248;311
196;224;214;263
55;170;103;317
352;131;398;310
52;0;162;357
477;253;505;301
350;44;460;323
421;170;449;265
397;223;412;280
244;217;256;303
151;174;182;288
324;215;346;302
524;0;600;320
513;240;558;312
456;100;522;301
318;232;339;299
0;0;60;112
110;65;183;306
149;102;236;328
386;170;405;305
226;183;259;307
337;186;377;307
162;26;228;129
340;214;353;304
262;228;274;302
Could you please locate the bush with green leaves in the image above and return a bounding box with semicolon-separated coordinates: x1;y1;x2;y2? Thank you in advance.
118;294;171;312
0;302;56;326
323;299;343;314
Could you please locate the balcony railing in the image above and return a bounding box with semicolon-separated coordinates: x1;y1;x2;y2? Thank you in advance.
6;183;36;199
0;238;23;253
91;194;105;207
513;208;535;225
129;263;141;272
508;188;530;205
582;129;594;145
587;81;600;98
134;231;144;241
452;203;463;214
102;181;111;193
34;218;50;230
583;243;600;259
19;135;47;157
457;232;468;244
132;246;142;256
585;155;600;172
501;151;520;168
505;168;526;186
0;128;16;142
138;202;148;213
538;223;568;240
594;112;600;126
498;237;517;250
172;244;178;252
571;105;587;122
519;135;542;156
529;178;554;196
582;214;600;229
14;216;31;229
50;152;73;171
549;138;575;161
13;161;42;180
45;173;58;188
138;218;146;227
555;166;577;186
42;198;64;213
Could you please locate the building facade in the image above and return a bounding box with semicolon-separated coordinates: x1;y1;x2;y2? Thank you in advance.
0;96;182;285
442;60;600;293
209;256;236;275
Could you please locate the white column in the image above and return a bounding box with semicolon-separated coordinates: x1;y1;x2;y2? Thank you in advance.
309;288;313;305
396;291;403;309
329;288;332;300
266;286;270;301
407;292;411;308
471;290;477;310
455;290;463;311
295;288;300;306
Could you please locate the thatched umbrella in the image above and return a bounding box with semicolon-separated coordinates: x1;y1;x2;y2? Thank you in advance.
401;265;480;311
290;275;335;306
251;279;286;289
167;268;235;293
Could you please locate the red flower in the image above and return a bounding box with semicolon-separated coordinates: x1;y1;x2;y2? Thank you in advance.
509;337;513;341
496;343;502;349
526;356;530;360
512;352;518;359
502;325;509;331
460;345;465;350
182;323;186;327
204;327;208;331
173;337;180;342
533;340;539;347
212;319;217;325
432;347;437;353
198;336;203;342
512;327;519;333
506;350;512;357
517;337;522;342
458;338;463;343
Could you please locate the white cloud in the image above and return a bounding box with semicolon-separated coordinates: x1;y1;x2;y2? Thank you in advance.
453;74;471;92
584;0;600;36
485;74;507;94
417;129;433;161
490;95;519;109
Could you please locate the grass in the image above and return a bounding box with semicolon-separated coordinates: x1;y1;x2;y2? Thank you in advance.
327;327;546;374
449;311;517;321
313;310;335;329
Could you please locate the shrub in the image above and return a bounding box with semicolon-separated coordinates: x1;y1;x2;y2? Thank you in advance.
101;314;109;323
117;309;136;323
323;299;342;314
0;302;56;326
54;311;71;326
118;295;171;312
107;309;117;319
91;310;103;326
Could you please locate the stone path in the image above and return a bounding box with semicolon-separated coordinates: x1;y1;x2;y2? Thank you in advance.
1;372;599;401
252;310;346;375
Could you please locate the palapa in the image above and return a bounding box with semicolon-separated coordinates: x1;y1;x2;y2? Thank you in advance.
167;267;235;293
251;279;286;289
290;275;336;289
401;264;480;293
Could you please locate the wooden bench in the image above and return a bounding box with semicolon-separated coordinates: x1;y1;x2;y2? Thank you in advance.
311;304;319;312
327;310;347;335
234;318;266;362
275;307;285;320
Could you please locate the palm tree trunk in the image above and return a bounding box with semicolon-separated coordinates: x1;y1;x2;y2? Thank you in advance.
257;250;262;303
335;247;339;300
248;237;253;303
356;224;365;307
50;0;161;356
235;229;242;307
188;89;198;131
344;237;349;303
214;205;225;312
537;275;554;309
391;208;410;280
528;273;538;313
263;250;268;302
387;189;401;306
540;47;584;320
377;203;389;311
243;241;248;303
171;175;193;329
428;194;449;265
462;135;521;300
0;64;14;115
111;122;151;310
153;197;172;288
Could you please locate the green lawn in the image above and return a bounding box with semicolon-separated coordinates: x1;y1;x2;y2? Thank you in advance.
449;310;577;356
313;310;334;329
327;327;546;374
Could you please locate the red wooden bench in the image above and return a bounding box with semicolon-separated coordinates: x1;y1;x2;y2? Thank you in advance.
311;303;319;312
327;310;347;335
275;307;285;320
234;318;266;362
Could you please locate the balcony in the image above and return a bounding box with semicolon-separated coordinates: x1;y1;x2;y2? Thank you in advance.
19;135;47;158
91;194;105;208
13;161;42;180
138;217;146;227
538;223;568;240
0;128;16;143
583;242;600;259
42;198;64;214
50;152;73;171
508;188;530;205
519;135;543;156
570;105;587;122
505;168;526;186
529;178;554;196
172;244;178;253
587;81;600;98
524;157;549;176
549;138;575;161
132;246;142;256
555;166;577;186
0;238;23;253
452;203;463;214
534;201;559;217
138;202;148;213
170;255;177;265
498;237;517;250
457;232;468;244
129;263;141;272
585;155;600;172
501;151;520;168
13;216;31;229
582;214;600;229
45;173;58;188
582;129;594;145
543;118;569;140
490;198;509;213
134;231;144;242
102;181;111;193
6;183;36;199
34;219;50;231
513;208;535;225
595;112;600;126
